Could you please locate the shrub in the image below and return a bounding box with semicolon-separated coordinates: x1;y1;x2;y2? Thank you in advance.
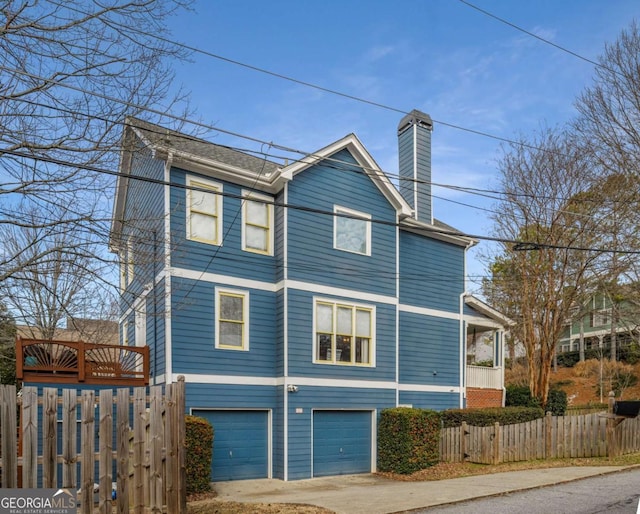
556;350;580;368
185;415;214;494
441;406;544;428
546;388;567;415
505;385;540;408
377;408;441;474
573;359;600;378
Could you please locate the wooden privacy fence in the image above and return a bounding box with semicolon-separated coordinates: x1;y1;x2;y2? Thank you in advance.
440;411;640;464
0;377;186;514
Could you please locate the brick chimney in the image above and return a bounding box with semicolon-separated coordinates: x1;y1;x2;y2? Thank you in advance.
398;109;433;224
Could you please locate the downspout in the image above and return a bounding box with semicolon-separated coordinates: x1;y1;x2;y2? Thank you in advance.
153;230;158;383
460;292;466;408
460;238;475;408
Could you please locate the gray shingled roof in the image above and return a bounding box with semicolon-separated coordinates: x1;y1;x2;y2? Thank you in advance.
128;117;280;175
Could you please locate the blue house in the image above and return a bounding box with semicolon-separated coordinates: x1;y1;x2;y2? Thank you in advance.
110;110;506;481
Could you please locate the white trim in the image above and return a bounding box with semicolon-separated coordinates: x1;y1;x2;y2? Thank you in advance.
333;205;371;256
241;190;274;255
399;303;460;320
134;296;147;347
293;376;395;389
178;373;278;385
464;315;504;329
398;383;462;393
190;407;273;480
164;156;173;385
174;373;460;393
284;279;397;305
281;134;413;218
215;287;250;351
395;213;400;406
186;175;223;246
283;183;289;481
170;266;277;292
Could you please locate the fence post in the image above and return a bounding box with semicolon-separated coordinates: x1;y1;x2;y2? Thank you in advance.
177;376;187;513
461;422;468;462
1;384;17;487
493;422;500;465
545;412;552;459
21;386;38;488
606;391;617;458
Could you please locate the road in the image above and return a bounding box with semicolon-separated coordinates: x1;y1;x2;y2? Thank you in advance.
420;468;640;514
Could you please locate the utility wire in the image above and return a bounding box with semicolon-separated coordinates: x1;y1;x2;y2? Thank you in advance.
457;0;618;76
2;146;638;255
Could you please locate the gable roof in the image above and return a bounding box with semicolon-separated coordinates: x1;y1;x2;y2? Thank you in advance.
111;118;476;250
280;133;413;218
464;294;514;328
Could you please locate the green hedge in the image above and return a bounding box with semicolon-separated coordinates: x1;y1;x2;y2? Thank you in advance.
185;415;214;494
441;406;544;428
506;384;567;415
378;408;441;474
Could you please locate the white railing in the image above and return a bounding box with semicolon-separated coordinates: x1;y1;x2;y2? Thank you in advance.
466;365;503;389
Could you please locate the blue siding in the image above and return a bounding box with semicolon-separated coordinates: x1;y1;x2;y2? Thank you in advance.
286;386;395;480
186;383;277;411
169;168;278;283
287;288;396;381
121;143;165;302
398;391;460;410
150;279;166;382
273;387;285;479
275;189;286;283
286;149;397;296
171;277;276;377
399;312;460;385
399;230;464;312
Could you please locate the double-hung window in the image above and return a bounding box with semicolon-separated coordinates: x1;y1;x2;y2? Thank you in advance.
334;206;371;256
187;176;222;245
242;191;273;255
216;288;249;350
315;299;374;366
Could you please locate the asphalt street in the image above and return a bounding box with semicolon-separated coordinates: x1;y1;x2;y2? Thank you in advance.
419;467;640;514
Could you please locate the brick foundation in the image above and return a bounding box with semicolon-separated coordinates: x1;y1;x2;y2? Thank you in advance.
466;388;503;408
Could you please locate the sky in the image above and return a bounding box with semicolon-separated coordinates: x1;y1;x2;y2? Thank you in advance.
165;0;640;294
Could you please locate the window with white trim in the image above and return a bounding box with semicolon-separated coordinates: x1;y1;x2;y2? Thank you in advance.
134;299;146;347
122;321;129;346
242;191;273;255
334;206;371;256
216;289;249;350
186;176;222;245
126;237;134;286
314;299;374;366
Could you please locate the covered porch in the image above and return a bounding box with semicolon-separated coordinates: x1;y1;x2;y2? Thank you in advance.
464;295;513;408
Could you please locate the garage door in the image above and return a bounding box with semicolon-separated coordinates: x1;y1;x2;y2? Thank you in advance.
313;410;372;477
194;410;269;481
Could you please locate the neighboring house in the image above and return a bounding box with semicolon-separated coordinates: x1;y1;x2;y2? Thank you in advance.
110;110;508;481
559;293;640;355
16;317;119;345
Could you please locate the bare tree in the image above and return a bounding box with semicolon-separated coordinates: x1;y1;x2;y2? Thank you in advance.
486;128;603;406
0;0;192;286
1;207;117;339
574;21;640;177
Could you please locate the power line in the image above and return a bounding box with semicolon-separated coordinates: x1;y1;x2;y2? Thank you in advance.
40;0;577;153
2;146;638;256
457;0;618;76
